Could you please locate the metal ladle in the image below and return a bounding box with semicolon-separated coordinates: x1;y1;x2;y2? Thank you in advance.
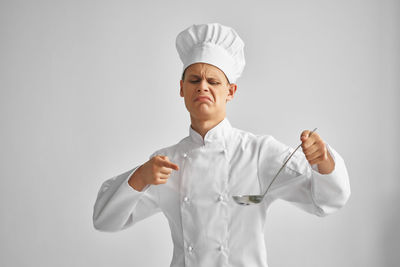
232;128;318;206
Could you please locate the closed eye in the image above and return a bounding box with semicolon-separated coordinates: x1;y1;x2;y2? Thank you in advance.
188;79;220;85
209;81;220;85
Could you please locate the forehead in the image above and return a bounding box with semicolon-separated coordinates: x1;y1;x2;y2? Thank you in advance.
185;63;226;78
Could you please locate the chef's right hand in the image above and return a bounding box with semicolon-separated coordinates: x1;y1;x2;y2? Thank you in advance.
128;155;179;191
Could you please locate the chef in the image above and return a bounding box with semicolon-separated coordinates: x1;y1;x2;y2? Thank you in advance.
93;23;351;267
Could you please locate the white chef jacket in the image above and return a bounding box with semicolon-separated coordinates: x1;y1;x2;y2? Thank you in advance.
93;117;351;267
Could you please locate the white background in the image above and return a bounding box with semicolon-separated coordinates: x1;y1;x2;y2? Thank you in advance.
1;0;399;266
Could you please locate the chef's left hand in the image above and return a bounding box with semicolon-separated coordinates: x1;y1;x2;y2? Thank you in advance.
300;130;335;174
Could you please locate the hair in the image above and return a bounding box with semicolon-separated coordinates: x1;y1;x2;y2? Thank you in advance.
181;67;231;85
181;68;187;81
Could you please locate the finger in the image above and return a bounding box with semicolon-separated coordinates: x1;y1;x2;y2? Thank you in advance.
301;132;320;149
309;154;326;165
306;150;322;162
301;129;319;140
155;178;168;185
300;130;312;149
162;159;180;171
160;166;173;175
158;155;170;162
302;143;319;156
156;155;179;171
300;130;311;142
301;136;317;150
159;173;170;179
306;139;327;157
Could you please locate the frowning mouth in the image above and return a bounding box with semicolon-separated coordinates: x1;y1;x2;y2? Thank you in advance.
195;96;212;102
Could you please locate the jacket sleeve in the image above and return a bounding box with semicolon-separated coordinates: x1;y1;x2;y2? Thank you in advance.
93;152;161;232
258;136;351;217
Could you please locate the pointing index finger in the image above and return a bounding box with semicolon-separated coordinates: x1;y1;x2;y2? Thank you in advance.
162;158;179;171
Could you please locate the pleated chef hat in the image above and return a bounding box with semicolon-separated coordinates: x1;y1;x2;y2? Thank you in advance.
175;23;245;83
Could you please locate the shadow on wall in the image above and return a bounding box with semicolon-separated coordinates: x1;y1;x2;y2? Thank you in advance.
382;184;400;266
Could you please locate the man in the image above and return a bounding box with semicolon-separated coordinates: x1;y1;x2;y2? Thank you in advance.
93;23;351;267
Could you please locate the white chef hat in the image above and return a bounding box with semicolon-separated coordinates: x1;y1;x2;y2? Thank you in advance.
175;23;245;84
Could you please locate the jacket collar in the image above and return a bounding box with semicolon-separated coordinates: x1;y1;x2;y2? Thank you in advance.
189;117;233;148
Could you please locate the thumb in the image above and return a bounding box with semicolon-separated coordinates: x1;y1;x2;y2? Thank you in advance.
300;130;310;141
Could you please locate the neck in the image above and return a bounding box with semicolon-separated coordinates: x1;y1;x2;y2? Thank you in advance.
190;114;225;139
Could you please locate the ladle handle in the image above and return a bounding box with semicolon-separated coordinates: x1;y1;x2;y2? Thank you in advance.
262;128;318;197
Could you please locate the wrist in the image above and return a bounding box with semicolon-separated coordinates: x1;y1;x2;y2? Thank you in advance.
317;151;335;174
128;165;148;192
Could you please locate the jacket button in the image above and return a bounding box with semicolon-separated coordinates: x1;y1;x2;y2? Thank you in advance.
218;195;224;202
183;196;189;203
188;245;193;252
218;245;224;251
183;153;187;158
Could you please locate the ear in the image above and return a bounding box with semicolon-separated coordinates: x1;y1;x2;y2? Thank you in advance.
226;83;237;102
180;80;184;97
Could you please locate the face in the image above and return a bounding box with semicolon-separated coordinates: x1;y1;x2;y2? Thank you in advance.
180;63;237;121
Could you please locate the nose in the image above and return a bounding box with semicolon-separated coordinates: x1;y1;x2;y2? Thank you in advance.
197;79;210;92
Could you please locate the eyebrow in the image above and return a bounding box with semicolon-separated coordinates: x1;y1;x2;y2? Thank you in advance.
187;74;220;80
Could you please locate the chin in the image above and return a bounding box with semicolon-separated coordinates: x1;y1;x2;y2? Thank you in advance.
191;111;214;120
